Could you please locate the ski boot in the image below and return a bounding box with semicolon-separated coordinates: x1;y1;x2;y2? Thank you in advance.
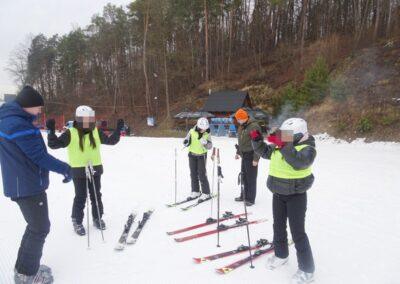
93;218;106;230
266;255;288;270
199;193;211;202
14;265;54;284
72;218;86;236
188;192;201;200
292;269;314;284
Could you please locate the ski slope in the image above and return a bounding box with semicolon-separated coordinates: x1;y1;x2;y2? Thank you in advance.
0;134;399;283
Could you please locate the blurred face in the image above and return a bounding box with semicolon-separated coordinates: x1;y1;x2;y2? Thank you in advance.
237;118;248;125
77;116;96;130
23;106;42;116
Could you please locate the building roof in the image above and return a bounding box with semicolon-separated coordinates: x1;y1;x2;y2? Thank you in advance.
202;90;251;113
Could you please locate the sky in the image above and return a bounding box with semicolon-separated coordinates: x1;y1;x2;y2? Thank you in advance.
0;0;131;97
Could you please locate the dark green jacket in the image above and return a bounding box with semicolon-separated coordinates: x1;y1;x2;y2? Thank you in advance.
237;120;261;162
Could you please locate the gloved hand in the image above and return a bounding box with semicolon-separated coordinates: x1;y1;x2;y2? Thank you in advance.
200;138;208;146
116;119;124;131
62;166;72;183
267;134;285;148
249;130;263;142
46;119;56;133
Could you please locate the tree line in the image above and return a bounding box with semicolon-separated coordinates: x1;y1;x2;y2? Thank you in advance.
7;0;400;120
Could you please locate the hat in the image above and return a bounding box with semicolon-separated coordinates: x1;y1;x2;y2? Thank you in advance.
15;86;44;108
234;108;249;121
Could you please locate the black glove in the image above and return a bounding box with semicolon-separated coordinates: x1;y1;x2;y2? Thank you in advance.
62;166;72;183
46;119;56;133
117;119;124;131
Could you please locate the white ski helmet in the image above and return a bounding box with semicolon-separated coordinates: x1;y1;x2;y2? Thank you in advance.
197;117;210;130
280;118;308;135
75;105;95;118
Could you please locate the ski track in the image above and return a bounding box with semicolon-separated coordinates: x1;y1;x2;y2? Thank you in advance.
0;134;399;283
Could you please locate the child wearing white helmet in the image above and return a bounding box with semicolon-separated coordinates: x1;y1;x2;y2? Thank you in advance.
250;117;316;284
183;117;213;201
46;106;124;236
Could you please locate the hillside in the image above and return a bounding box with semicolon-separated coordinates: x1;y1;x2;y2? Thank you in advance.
153;36;400;142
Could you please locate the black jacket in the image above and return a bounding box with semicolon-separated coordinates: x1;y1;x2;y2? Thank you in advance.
47;127;120;178
252;135;317;195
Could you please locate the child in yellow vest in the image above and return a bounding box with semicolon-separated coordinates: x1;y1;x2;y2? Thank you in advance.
183;117;213;201
46;106;123;236
250;118;316;284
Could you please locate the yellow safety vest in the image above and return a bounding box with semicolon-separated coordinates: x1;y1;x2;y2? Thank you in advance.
68;127;102;168
269;145;312;179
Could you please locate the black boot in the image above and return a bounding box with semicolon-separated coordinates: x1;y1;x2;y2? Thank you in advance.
72;218;86;236
235;196;244;202
93;218;106;230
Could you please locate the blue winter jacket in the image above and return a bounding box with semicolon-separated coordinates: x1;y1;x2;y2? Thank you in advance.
0;102;70;199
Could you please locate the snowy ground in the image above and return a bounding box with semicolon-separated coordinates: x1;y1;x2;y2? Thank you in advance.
0;134;400;284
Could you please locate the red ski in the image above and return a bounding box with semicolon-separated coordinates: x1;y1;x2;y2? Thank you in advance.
193;239;270;263
166;212;251;236
216;241;294;274
216;244;275;274
174;218;267;243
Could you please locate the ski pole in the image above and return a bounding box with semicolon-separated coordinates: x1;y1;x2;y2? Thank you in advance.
85;176;90;249
87;162;105;242
210;147;216;217
216;148;224;248
174;148;178;204
239;171;254;268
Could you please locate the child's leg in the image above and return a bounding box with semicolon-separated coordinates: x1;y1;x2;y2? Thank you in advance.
88;175;103;220
197;155;210;194
273;193;289;258
189;154;200;193
287;193;315;273
71;178;88;224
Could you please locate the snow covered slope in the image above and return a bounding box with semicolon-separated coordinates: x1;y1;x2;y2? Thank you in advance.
0;135;399;283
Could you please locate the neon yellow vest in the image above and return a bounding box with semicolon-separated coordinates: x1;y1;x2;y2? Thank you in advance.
188;128;209;155
68;127;102;168
269;145;312;179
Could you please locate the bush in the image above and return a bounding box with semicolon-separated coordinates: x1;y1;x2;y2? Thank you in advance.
357;117;373;133
283;56;330;111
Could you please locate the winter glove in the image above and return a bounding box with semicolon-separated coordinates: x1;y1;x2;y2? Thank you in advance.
200;138;208;146
46;119;56;133
116;119;124;131
267;134;285;148
62;166;72;183
249;130;262;142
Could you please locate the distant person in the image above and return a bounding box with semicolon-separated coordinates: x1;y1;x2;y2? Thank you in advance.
234;108;261;206
47;106;123;236
0;86;72;284
250;118;316;284
183;117;213;201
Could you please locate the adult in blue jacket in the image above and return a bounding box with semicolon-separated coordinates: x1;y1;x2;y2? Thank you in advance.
0;86;72;284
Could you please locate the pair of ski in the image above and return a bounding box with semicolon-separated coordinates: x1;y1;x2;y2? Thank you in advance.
167;211;266;242
166;194;217;211
193;239;275;274
114;210;154;251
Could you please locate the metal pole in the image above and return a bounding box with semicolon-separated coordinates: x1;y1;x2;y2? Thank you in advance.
240;172;254;268
210;147;216;217
86;176;90;249
174;148;177;204
87;162;105;242
216;148;223;247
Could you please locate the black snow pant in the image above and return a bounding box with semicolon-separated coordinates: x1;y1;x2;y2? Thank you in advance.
240;151;258;203
273;192;315;273
71;175;103;224
14;192;50;276
189;153;210;194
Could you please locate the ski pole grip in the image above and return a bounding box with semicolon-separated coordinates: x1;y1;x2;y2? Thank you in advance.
211;147;216;161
